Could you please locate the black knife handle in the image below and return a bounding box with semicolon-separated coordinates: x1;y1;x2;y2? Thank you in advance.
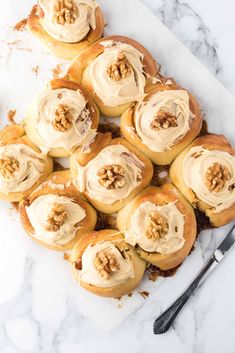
153;256;216;334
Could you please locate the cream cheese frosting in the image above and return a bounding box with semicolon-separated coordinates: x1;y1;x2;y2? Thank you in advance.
87;41;146;107
124;201;185;254
26;194;86;245
0;144;46;194
78;241;134;287
31;87;96;153
183;146;235;213
39;0;98;43
73;144;144;204
134;90;192;152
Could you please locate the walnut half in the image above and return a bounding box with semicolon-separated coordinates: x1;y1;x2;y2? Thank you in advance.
0;155;19;179
46;203;68;232
52;104;73;132
151;110;178;131
97;164;126;190
94;250;120;280
145;211;169;240
54;0;79;25
107;53;132;81
204;162;231;192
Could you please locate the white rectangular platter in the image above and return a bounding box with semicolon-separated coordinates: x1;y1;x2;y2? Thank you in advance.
0;0;234;330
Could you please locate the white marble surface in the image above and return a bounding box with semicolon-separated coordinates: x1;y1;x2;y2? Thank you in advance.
0;1;235;352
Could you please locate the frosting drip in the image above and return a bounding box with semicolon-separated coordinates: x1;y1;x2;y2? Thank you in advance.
32;87;96;153
26;194;86;245
134;90;192;152
87;41;146;107
124;201;185;254
183;146;235;213
78;241;134;287
73;144;144;204
39;0;98;43
0;144;46;194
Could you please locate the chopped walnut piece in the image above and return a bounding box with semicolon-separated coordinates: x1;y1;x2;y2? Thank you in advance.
97;164;126;190
52;104;73;132
94;250;120;279
204;162;231;192
54;0;79;25
145;211;169;240
0;155;19;179
151;110;178;131
46;203;68;232
107;52;132;81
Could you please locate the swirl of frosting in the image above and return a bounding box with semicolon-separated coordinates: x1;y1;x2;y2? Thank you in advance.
134;90;192;152
87;41;146;107
0;144;46;194
74;144;144;204
78;241;134;287
39;0;98;43
124;201;185;254
183;146;235;213
26;194;86;245
32;87;96;153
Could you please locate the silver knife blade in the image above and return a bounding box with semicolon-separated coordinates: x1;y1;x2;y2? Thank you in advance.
213;224;235;263
153;224;235;334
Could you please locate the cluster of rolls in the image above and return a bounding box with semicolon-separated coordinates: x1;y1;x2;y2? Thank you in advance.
0;0;234;298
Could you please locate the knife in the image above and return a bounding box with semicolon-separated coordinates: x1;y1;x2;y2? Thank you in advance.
153;224;235;334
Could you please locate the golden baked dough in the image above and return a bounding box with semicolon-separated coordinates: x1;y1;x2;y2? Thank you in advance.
0;125;53;202
67;35;159;116
121;82;202;165
27;1;104;60
70;229;146;297
25;78;99;157
117;184;197;270
19;170;97;251
170;134;235;227
70;133;153;213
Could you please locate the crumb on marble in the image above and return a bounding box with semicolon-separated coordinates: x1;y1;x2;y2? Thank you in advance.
138;291;149;299
32;65;39;76
14;18;27;32
52;64;63;78
7;110;16;124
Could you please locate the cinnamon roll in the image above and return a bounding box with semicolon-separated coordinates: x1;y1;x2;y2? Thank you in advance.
0;125;53;202
67;36;158;116
170;134;235;227
121;82;202;165
27;0;104;60
19;170;97;250
25;79;99;157
70;133;153;213
70;229;146;297
117;184;196;270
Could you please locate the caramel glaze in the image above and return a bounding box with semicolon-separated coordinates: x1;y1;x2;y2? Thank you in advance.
53;161;66;172
98;122;121;139
95;211;117;230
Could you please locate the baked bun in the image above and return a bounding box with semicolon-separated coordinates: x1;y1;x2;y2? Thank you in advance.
121;82;202;165
27;0;104;60
25;78;99;157
67;35;158;116
0;125;53;202
117;184;196;270
19;170;97;251
70;229;146;297
70;133;153;213
170;134;235;227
